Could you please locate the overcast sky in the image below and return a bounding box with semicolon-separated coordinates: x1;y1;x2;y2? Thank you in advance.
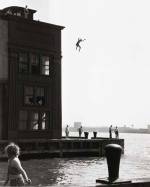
1;0;150;128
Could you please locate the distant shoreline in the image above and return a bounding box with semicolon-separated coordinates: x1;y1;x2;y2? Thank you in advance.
62;126;150;134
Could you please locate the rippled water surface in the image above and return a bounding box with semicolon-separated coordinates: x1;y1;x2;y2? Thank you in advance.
1;133;150;186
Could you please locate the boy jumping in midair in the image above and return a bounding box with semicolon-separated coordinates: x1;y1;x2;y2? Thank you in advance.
76;38;86;51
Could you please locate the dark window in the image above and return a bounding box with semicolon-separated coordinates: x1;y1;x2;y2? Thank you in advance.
14;12;21;16
18;52;28;73
41;56;50;76
24;86;45;106
18;52;54;77
36;87;45;105
19;111;28;130
18;110;49;131
6;10;13;15
30;54;40;74
41;112;49;130
17;12;21;16
30;112;39;130
24;87;34;105
49;56;55;77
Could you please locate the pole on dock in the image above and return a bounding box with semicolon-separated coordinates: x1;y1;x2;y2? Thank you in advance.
93;131;97;138
105;144;122;183
96;143;131;184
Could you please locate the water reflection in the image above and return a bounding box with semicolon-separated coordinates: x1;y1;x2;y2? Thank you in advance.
55;157;106;186
1;133;150;186
25;158;67;186
28;157;106;186
0;157;106;186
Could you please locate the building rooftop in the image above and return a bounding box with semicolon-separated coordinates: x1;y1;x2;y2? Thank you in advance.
0;6;36;20
0;6;65;30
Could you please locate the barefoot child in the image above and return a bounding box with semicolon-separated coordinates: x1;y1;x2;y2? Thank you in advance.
3;142;31;186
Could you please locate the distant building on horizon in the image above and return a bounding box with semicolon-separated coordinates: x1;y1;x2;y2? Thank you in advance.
74;122;82;129
147;125;150;132
0;6;64;140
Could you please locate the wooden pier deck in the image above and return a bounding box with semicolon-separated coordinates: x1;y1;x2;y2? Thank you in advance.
0;137;124;159
96;178;150;187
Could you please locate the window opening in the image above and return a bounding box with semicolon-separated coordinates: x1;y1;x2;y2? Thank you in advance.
41;56;50;76
24;86;45;106
24;87;34;105
18;111;49;131
35;87;45;105
41;112;49;130
30;53;40;74
30;112;39;130
19;52;28;73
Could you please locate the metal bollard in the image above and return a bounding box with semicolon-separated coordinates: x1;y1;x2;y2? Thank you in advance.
105;144;122;183
93;131;97;138
84;132;89;139
96;143;131;184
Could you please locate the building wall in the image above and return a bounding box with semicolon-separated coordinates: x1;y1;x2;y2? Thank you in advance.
0;19;8;80
7;17;63;139
0;9;63;139
8;18;61;52
0;19;8;139
0;85;2;139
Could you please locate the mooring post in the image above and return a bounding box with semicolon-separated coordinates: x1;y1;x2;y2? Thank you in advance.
93;131;97;138
96;143;131;184
105;144;122;183
84;132;89;139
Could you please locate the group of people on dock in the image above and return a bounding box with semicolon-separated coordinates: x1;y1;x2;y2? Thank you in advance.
65;125;83;137
109;125;119;139
65;125;119;139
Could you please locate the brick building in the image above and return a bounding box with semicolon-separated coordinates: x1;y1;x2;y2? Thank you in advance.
0;6;64;140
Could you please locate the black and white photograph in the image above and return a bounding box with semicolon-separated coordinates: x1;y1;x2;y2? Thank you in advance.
0;0;150;186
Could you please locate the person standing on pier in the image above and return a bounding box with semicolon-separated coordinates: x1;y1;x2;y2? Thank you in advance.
78;126;83;137
109;125;113;139
65;125;69;138
114;126;119;139
3;142;31;186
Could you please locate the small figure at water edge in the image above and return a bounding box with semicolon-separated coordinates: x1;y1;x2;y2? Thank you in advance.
3;142;31;186
78;126;83;137
114;126;119;139
65;125;69;138
109;125;112;139
76;38;86;52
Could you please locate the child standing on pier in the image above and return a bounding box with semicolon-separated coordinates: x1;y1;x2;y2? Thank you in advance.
3;142;31;186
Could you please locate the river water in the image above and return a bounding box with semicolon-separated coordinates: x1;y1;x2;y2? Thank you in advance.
0;132;150;186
